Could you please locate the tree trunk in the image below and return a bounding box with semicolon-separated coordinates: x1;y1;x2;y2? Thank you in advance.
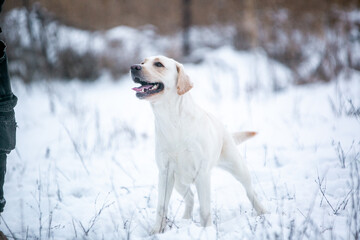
182;0;191;57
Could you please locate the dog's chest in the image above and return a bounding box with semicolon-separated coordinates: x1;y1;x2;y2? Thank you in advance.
155;117;220;168
156;124;198;156
153;104;223;176
156;133;203;181
155;117;201;155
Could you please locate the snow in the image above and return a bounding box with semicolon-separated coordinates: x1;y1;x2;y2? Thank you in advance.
1;23;360;239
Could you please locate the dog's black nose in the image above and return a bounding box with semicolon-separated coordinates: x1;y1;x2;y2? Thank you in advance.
131;64;142;71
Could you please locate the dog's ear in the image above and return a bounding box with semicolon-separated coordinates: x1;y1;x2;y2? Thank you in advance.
176;63;193;95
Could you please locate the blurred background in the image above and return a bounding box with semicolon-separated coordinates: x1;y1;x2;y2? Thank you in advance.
1;0;359;86
1;1;360;239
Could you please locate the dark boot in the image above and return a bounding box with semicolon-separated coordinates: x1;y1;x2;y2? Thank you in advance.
0;0;3;13
0;231;8;240
0;154;6;212
0;0;16;215
0;41;13;102
0;40;17;156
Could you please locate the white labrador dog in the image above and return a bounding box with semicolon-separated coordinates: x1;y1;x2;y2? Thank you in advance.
130;56;267;234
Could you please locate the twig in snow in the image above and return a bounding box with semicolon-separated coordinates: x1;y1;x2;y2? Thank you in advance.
78;194;114;236
0;215;17;240
61;123;90;175
72;218;77;238
316;169;352;215
332;140;354;168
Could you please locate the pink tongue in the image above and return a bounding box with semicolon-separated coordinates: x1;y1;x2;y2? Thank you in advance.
132;85;153;92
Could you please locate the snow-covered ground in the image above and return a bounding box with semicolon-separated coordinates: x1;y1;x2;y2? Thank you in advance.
1;46;359;240
1;12;360;237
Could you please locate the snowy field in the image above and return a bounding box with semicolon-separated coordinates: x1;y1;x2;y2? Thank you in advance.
1;43;360;239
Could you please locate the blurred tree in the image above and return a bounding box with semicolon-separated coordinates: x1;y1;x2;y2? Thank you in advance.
182;0;191;56
2;0;359;84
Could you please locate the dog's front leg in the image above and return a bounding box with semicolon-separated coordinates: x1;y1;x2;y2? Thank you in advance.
195;173;212;227
152;163;175;234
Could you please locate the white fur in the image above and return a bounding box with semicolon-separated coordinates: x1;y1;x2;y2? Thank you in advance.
132;56;267;234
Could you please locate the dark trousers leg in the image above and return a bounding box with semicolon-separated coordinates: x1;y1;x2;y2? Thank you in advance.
0;153;6;212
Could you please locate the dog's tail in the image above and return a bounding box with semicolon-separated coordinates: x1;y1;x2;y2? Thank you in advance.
232;131;257;145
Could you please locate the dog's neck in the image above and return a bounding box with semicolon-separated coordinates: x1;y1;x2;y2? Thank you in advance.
150;92;196;125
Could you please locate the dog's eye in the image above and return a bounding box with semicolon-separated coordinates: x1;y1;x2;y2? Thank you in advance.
154;62;164;68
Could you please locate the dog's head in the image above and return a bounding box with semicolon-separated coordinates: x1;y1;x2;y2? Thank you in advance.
130;56;193;101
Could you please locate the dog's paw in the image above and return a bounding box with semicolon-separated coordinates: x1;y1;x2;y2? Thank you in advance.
150;229;159;235
150;224;165;235
255;206;269;216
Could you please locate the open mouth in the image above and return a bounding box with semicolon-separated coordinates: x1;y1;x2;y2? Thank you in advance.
132;77;164;99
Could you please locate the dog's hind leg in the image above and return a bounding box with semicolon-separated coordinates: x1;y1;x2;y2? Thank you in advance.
174;181;194;219
219;135;267;215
